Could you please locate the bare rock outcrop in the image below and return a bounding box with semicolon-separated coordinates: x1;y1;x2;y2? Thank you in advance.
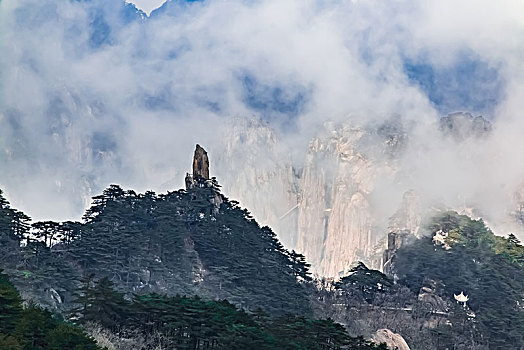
382;190;422;274
215;118;407;277
388;190;421;236
186;144;210;190
296;123;398;277
213;117;299;248
439;112;491;140
193;144;210;179
214;117;429;277
372;329;410;350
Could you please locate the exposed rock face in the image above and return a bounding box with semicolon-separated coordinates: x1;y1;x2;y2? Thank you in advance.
212;114;522;278
295;123;400;277
382;191;422;274
192;144;210;179
185;145;223;215
388;190;421;236
215;118;413;277
512;184;524;227
1;91;119;220
417;279;448;315
439;112;491;140
214;117;299;248
372;329;410;350
215;119;409;277
382;231;414;276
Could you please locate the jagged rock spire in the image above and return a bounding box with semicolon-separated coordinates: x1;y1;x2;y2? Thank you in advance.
193;144;209;180
186;144;210;190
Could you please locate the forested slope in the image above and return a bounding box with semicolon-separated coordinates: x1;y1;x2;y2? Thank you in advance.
2;185;523;349
0;179;312;316
0;182;389;349
315;212;524;349
392;212;524;348
0;270;100;349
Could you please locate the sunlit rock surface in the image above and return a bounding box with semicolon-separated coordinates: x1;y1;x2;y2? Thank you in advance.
296;125;383;277
216;118;406;277
372;329;410;350
214;113;524;278
214;117;299;249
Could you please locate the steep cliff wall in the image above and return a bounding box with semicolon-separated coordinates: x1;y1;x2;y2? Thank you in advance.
216;118;407;277
295;123;402;277
198;113;524;278
213;117;300;248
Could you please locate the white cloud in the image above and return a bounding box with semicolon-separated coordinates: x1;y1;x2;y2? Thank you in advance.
127;0;167;15
1;0;524;241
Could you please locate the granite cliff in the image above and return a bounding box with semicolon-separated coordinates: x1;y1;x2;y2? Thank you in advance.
216;118;411;277
215;113;524;278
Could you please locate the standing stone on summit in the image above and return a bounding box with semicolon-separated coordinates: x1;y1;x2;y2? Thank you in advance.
193;144;210;179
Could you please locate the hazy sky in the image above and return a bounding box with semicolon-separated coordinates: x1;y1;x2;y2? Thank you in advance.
1;0;524;236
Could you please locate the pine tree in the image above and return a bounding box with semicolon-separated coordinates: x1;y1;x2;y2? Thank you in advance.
0;333;22;350
14;304;57;349
0;270;23;334
394;211;524;348
72;276;128;330
32;221;61;247
46;323;99;350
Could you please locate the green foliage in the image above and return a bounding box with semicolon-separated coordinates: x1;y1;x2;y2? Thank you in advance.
0;190;29;268
67;183;313;315
493;233;524;265
0;270;23;334
394;211;524;348
69;282;385;350
46;323;100;350
269;315;353;349
0;190;30;241
0;182;313;315
0;273;100;349
14;304;58;349
72;276;128;330
126;293;267;349
334;262;394;305
0;333;22;350
0;182;320;349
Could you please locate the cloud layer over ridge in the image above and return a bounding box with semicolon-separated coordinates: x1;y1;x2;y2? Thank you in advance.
1;0;524;238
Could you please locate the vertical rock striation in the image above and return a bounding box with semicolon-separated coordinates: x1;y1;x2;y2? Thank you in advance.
214;117;299;248
193;144;210;180
214;118;410;278
296;124;398;277
214;114;521;278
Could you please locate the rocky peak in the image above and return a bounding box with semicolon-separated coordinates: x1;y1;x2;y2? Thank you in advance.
186;144;212;190
296;121;400;277
439;112;491;140
185;144;223;214
382;230;415;277
193;144;210;180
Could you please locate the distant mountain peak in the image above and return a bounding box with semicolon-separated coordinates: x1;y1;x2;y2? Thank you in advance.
439;112;492;140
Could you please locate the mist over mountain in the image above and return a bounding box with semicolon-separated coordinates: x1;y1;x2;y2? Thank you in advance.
215;113;524;277
0;145;522;349
0;146;395;349
2;0;524;281
2;1;524;348
2;0;524;228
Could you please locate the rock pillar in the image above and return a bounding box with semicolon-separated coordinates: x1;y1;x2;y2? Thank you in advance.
193;144;210;180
